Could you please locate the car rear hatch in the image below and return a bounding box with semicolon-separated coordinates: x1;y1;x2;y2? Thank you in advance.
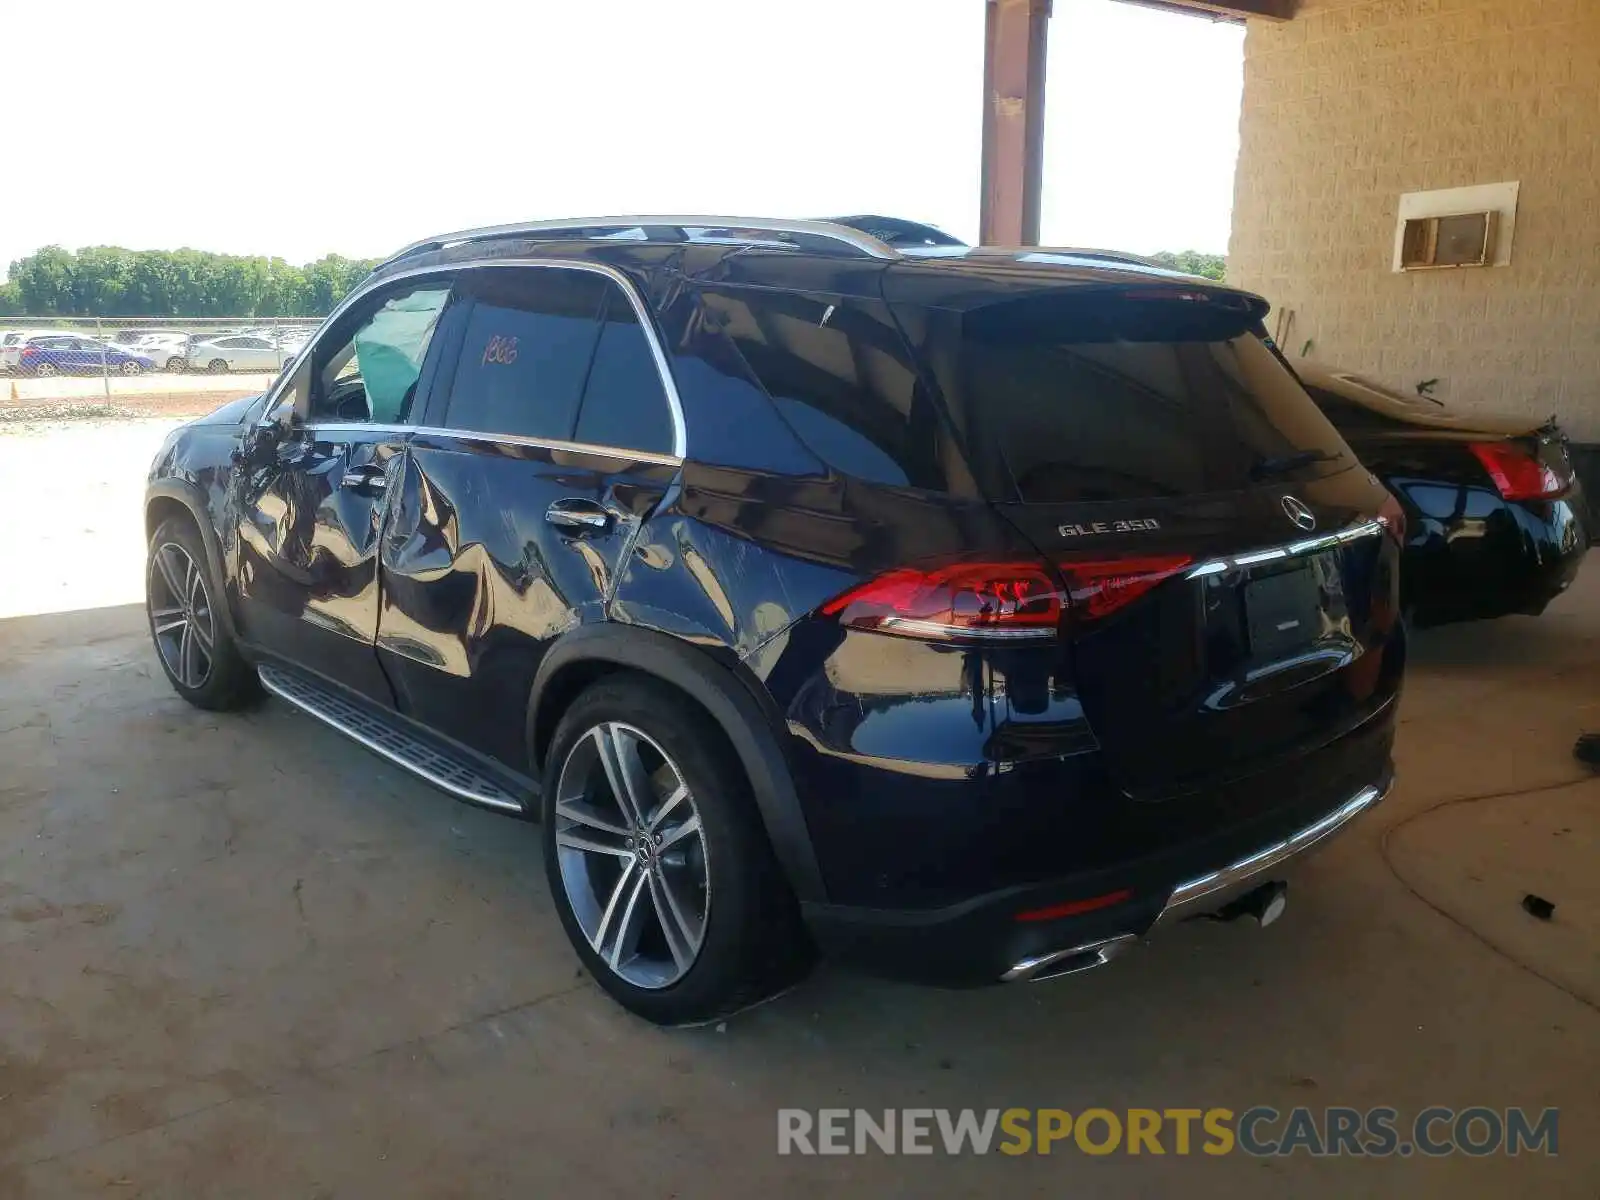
890;279;1404;801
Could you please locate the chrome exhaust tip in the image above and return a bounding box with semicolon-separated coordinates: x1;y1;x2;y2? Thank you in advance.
1208;880;1290;928
1001;933;1139;983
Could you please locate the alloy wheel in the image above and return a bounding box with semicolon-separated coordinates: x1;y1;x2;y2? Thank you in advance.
553;722;709;989
35;362;56;377
148;541;216;689
121;360;141;375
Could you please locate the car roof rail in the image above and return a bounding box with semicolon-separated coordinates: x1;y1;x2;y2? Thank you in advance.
382;215;901;267
825;215;967;248
968;245;1166;268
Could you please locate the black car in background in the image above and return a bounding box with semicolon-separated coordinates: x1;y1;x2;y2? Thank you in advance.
1296;362;1587;626
144;217;1406;1024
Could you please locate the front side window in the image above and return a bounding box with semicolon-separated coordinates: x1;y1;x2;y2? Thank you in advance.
309;283;451;424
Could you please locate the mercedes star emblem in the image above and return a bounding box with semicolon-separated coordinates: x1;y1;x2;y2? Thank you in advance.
1281;495;1316;531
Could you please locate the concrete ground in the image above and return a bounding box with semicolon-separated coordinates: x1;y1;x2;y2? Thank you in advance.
1;421;1596;1198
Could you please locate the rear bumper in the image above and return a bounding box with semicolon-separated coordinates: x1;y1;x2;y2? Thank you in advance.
800;766;1394;987
1148;778;1386;927
1405;485;1588;625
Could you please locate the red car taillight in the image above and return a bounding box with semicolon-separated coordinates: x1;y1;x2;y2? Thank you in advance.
821;559;1065;642
1057;555;1194;622
19;347;37;358
1469;440;1564;502
822;553;1198;641
1377;491;1408;546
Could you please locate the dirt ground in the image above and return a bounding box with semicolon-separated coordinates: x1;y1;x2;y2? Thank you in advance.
1;420;1597;1197
0;393;237;428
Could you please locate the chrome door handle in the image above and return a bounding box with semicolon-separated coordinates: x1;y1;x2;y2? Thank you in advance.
341;464;387;493
545;499;613;533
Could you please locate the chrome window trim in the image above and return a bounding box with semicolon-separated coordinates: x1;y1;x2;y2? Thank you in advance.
296;422;683;469
298;422;413;438
386;215;899;264
263;256;688;460
1183;519;1384;580
411;426;682;468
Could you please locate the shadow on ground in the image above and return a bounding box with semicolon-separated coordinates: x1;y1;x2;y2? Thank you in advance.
1;589;1596;1198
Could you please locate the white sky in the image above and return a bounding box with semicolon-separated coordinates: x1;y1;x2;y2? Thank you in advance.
0;0;1244;275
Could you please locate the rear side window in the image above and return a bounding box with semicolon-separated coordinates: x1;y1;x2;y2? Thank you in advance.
442;268;676;454
573;288;675;454
928;292;1351;503
444;270;607;441
698;287;949;490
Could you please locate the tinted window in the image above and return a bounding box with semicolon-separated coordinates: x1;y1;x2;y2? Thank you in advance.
698;287;946;489
934;293;1351;503
572;288;674;454
443;269;607;440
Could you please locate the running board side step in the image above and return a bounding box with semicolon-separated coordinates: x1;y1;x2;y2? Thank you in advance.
257;663;529;814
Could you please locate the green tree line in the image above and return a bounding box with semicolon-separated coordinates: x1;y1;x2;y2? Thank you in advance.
0;246;380;318
1149;250;1226;280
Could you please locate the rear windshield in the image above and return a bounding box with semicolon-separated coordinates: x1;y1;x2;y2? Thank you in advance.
924;291;1351;504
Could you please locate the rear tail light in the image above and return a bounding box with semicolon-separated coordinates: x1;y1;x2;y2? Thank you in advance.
821;559;1065;642
1377;491;1408;546
1057;555;1193;622
1469;440;1565;502
822;553;1197;641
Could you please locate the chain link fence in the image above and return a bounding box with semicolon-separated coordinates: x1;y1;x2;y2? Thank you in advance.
0;315;316;386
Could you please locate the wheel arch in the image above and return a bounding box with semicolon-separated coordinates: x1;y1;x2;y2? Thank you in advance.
528;624;826;903
145;481;239;640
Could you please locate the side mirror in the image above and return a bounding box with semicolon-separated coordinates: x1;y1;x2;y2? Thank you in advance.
231;413;292;469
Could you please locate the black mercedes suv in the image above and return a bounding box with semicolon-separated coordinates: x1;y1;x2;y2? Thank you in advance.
144;216;1406;1024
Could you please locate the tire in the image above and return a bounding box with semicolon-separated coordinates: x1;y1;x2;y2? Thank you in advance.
542;677;811;1025
166;356;187;373
207;358;229;374
146;516;260;711
33;361;57;377
120;360;142;376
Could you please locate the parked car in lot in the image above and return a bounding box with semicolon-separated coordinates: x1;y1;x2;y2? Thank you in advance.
143;216;1406;1024
14;334;155;376
187;334;288;373
130;332;195;373
1296;362;1587;626
1;328;70;372
113;328;181;347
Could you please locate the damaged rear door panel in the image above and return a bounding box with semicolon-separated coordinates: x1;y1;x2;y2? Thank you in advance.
375;263;680;770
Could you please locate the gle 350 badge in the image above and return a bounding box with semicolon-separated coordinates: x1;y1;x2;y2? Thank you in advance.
1058;518;1162;538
